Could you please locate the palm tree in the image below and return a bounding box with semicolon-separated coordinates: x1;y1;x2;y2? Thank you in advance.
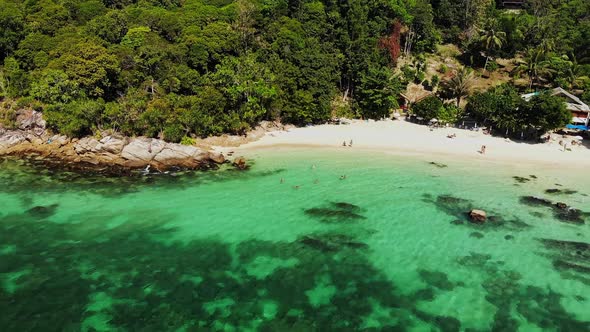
561;54;589;89
512;47;551;90
441;68;475;107
479;28;506;73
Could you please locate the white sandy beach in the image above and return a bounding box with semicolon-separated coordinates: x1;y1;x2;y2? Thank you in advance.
217;120;590;168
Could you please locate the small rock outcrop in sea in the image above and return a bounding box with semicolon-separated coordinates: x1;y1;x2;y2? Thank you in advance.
232;156;248;170
0;110;225;171
555;202;568;209
469;209;487;223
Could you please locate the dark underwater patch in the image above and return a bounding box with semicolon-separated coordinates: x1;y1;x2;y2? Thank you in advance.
25;204;59;219
428;161;448;168
520;196;553;207
0;157;285;199
537;237;590;286
545;188;577;195
330;201;361;212
470;232;484;239
417;269;455;291
413;309;461;332
538;238;590;253
412;288;436;302
427;194;529;231
1;207;442;331
304;201;366;223
553;259;590;274
520;196;587;224
513;176;531;183
459;250;590;331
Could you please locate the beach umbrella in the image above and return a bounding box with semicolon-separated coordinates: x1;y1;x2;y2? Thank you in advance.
430;118;438;123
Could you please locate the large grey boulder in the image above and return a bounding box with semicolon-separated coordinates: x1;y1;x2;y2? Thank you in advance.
95;136;127;154
74;137;100;154
121;138;165;162
48;135;70;147
0;131;27;150
154;144;200;162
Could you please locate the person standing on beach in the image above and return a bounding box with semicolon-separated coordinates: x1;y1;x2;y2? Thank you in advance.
480;145;486;154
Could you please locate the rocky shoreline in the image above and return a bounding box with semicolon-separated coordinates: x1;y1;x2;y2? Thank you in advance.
0;129;226;172
1;111;292;173
0;110;230;173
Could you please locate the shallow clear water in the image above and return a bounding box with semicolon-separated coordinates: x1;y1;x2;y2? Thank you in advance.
1;148;589;331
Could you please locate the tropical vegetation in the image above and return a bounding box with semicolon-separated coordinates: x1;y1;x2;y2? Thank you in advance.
0;0;589;141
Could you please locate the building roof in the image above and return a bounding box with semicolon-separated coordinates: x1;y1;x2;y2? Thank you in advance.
400;83;433;104
521;87;590;113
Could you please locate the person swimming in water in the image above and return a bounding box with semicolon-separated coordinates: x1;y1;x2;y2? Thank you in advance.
339;175;347;180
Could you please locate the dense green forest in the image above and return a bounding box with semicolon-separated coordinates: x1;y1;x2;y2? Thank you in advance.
1;0;589;141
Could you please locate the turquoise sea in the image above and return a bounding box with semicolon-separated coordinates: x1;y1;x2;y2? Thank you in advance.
1;147;589;331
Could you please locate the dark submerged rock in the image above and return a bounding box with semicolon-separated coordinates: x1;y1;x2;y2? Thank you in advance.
553;260;590;274
418;269;455;290
232;156;248;170
554;208;585;224
304;207;366;222
413;288;436;301
331;201;361;212
545;188;577;195
428;161;448;168
521;196;586;224
504;235;514;240
304;201;366;223
26;204;59;218
457;252;492;267
538;238;590;253
520;196;553;207
513;176;530;183
470;232;484;239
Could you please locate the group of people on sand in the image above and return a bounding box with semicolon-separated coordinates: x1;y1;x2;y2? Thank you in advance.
342;139;353;147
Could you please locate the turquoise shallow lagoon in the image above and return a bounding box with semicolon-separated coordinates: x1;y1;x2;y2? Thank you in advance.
1;148;589;331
